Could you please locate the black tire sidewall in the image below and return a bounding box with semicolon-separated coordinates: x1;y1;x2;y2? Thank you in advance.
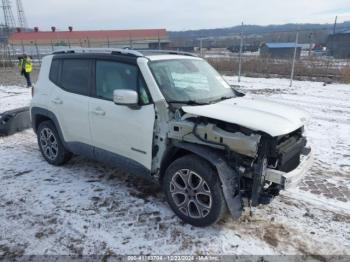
163;154;226;227
37;121;69;166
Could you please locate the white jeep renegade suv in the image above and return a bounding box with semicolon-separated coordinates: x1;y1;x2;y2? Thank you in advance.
30;48;312;227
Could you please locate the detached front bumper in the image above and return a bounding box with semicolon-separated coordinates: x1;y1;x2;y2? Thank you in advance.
265;147;313;189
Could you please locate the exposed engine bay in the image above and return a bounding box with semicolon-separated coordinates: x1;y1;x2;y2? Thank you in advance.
167;111;308;208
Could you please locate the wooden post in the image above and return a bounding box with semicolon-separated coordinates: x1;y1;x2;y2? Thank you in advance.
1;44;5;69
129;36;133;49
21;40;25;53
308;33;313;57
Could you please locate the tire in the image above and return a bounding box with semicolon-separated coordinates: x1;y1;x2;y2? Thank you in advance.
37;120;72;166
163;154;227;227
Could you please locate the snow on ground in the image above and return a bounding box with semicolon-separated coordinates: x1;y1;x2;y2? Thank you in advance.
0;79;350;257
0;85;31;112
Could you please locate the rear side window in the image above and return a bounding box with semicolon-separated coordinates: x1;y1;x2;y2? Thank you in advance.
49;59;60;85
60;59;91;96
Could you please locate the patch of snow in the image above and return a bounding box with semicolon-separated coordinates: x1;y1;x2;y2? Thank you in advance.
283;189;350;213
0;85;31;112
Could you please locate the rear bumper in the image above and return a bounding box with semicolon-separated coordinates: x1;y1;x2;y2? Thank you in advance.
265;147;313;189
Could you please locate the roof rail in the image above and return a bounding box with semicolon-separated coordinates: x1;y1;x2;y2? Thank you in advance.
51;48;198;58
52;48;144;57
140;50;198;57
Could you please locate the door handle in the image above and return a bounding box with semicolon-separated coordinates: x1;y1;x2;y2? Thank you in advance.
92;108;106;116
52;98;63;105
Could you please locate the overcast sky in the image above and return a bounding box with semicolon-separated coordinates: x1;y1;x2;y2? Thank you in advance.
17;0;350;31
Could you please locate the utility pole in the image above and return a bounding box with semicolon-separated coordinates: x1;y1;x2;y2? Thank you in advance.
199;38;203;57
333;16;338;34
290;31;299;87
238;22;244;83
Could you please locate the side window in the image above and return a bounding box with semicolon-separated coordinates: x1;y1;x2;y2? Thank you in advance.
60;59;91;96
96;60;137;101
49;59;60;85
95;60;151;105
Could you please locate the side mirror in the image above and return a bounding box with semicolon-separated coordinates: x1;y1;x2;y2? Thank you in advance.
230;85;245;97
113;89;138;106
233;89;245;97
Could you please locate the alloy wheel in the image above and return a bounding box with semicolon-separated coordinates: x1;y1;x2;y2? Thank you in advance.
170;169;213;219
39;127;58;161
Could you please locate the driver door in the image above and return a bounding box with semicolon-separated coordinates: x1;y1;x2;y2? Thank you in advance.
89;59;155;171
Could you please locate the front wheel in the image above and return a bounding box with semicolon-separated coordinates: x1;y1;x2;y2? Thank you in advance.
163;155;226;227
37;121;72;166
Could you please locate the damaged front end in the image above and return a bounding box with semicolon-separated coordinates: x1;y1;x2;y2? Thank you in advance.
240;128;312;207
167;112;312;218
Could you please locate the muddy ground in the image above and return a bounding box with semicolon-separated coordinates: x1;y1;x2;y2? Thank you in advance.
0;67;39;87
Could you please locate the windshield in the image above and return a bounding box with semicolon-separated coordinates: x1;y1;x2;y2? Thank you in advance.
149;59;235;104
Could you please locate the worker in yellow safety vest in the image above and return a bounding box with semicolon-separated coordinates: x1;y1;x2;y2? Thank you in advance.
18;54;33;88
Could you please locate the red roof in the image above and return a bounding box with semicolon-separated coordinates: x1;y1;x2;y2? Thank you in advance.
10;29;167;41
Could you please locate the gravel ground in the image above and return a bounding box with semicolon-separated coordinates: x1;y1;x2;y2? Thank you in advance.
0;71;350;257
0;67;39;87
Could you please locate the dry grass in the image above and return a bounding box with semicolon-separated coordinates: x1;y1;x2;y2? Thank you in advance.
340;65;350;83
207;56;350;82
0;59;14;68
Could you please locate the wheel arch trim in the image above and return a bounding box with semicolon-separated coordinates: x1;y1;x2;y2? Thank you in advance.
31;107;67;147
169;142;243;219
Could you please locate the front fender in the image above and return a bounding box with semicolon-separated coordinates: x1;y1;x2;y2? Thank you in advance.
174;142;243;219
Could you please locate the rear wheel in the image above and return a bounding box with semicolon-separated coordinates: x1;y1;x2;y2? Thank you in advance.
163;155;226;227
37;121;72;166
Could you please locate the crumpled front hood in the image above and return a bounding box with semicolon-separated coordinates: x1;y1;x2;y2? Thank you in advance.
182;96;309;137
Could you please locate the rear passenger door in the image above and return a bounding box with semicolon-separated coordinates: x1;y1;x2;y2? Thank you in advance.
50;58;93;152
89;59;155;171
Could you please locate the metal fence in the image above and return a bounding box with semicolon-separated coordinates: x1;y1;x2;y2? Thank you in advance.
1;37;350;83
204;50;350;82
0;37;168;67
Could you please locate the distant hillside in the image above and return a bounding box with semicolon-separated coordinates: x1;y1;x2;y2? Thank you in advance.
169;21;350;48
169;22;350;39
